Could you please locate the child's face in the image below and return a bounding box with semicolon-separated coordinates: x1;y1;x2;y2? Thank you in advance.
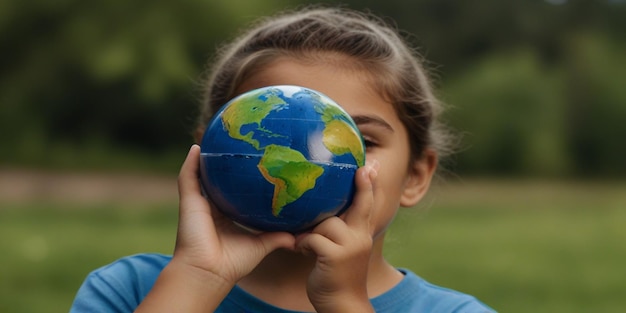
236;57;434;238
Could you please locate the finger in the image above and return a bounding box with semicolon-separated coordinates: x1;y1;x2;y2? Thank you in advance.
308;216;350;245
178;144;203;201
178;145;229;221
258;232;296;254
295;232;339;257
176;145;216;241
343;159;378;232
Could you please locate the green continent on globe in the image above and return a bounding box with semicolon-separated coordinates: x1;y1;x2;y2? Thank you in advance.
257;144;324;216
315;101;365;167
221;89;287;150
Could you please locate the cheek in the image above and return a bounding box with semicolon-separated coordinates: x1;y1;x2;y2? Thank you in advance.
371;203;399;240
378;160;410;195
370;172;404;236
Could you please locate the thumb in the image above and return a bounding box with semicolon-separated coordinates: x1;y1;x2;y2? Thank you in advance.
257;232;296;254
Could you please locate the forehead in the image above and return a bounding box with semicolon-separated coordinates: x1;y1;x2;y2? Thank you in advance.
236;58;398;122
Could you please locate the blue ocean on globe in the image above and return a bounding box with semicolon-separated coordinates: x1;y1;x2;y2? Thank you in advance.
200;85;365;233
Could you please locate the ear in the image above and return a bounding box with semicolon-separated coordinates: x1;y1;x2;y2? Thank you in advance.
399;149;438;207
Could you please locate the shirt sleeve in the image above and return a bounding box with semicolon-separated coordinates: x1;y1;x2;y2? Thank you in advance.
70;271;137;313
69;254;170;313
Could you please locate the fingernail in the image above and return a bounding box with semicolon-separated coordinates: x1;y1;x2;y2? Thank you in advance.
365;164;378;181
369;166;378;180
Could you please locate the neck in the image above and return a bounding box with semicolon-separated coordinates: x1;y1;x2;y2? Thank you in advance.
237;234;403;311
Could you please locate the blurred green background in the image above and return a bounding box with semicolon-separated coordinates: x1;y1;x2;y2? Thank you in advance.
1;0;625;312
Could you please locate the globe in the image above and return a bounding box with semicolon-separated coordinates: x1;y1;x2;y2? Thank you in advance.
199;85;365;233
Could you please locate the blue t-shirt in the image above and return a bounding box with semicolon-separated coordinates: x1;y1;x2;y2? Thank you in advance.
70;253;495;312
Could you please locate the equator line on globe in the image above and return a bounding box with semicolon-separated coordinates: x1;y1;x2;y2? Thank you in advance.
200;85;365;233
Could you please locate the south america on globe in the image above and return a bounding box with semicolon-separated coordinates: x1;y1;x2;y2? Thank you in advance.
199;85;365;233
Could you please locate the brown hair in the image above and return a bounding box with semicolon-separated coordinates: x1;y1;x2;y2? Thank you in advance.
196;6;453;162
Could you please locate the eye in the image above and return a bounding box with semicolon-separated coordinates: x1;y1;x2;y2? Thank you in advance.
362;136;378;149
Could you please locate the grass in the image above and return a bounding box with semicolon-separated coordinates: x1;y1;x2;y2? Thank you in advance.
0;202;178;313
1;179;625;312
386;179;626;312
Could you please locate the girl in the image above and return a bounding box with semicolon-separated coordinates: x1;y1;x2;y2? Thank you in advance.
71;6;495;312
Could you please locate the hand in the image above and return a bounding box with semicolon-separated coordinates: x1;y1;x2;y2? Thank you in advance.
172;144;295;285
135;145;295;312
295;160;379;312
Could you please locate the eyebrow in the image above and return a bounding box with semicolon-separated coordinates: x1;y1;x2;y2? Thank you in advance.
351;115;394;132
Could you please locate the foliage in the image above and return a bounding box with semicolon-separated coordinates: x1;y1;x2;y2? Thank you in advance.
1;0;625;177
562;32;626;177
440;31;626;178
442;49;569;176
0;0;289;171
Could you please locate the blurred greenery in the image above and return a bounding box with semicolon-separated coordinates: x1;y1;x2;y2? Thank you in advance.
2;1;626;312
1;180;626;312
0;202;178;313
1;0;625;177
